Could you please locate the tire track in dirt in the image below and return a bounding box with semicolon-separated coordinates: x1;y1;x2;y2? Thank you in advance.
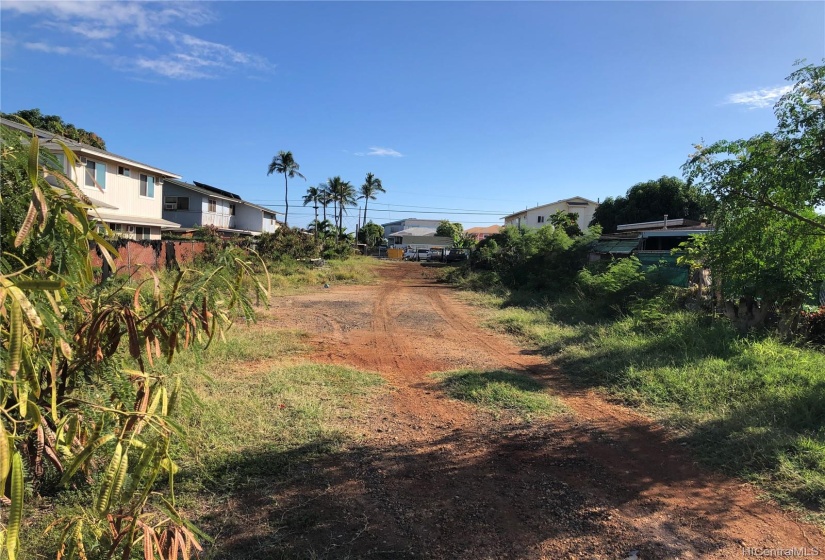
264;262;824;559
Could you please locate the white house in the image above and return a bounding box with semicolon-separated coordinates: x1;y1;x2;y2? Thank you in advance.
162;179;280;236
502;196;599;232
2;118;180;240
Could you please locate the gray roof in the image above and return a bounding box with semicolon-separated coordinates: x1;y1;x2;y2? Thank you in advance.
164;178;281;215
392;227;438;237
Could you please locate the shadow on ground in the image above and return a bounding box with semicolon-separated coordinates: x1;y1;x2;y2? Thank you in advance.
191;418;740;560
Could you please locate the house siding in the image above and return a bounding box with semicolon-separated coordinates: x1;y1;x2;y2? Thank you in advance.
504;199;598;232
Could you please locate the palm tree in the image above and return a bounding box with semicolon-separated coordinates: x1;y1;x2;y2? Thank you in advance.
319;184;331;224
323;177;348;232
335;180;357;237
303;185;321;240
267;151;305;228
358;172;385;227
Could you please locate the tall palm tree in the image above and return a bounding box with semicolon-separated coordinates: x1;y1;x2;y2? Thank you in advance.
336;180;357;236
267;151;305;228
303;185;321;239
319;184;331;223
358;172;385;227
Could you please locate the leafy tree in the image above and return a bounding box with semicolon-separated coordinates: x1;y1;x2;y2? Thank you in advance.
436;220;463;238
682;60;825;334
358;222;385;247
589;176;712;233
267;151;305;228
549;210;583;237
2;108;107;149
358;172;385;226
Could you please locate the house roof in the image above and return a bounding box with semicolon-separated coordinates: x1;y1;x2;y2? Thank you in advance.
502;196;599;220
465;225;502;235
616;218;704;232
392;227;438;237
91;211;181;229
591;238;641;255
1;118;181;178
164;178;281;215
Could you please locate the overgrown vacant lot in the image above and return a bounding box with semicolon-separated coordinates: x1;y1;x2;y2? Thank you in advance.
132;261;820;559
32;261;822;558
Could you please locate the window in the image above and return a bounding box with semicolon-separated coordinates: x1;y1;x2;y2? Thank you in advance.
85;159;106;190
139;174;155;198
208;198;217;213
135;226;151;240
52;153;66;172
229;204;236;216
108;223;122;233
165;196;189;210
118;166;130;177
537;215;545;223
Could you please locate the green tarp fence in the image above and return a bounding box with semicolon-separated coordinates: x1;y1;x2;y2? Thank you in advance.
636;252;690;288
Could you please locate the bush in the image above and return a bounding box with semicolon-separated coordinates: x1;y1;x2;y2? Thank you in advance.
257;227;320;260
801;306;825;344
575;257;664;317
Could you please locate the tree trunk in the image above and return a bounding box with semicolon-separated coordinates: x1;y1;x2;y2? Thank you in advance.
313;204;319;241
364;199;369;227
284;174;289;228
723;296;771;333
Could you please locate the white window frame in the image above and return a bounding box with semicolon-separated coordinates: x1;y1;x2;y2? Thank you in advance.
208;198;217;213
135;226;151;240
118;166;131;177
537;215;545;223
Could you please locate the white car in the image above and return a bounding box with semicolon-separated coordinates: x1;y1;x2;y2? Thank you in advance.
403;248;417;260
414;248;432;261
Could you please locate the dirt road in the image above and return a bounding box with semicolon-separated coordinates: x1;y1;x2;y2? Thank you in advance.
217;262;824;559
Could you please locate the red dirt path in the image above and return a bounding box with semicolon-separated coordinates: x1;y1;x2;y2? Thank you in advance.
212;262;824;559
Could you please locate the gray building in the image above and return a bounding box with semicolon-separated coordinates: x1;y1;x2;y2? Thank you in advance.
163;179;279;235
381;218;445;236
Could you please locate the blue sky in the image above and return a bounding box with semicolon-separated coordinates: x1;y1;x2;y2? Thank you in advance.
2;1;823;230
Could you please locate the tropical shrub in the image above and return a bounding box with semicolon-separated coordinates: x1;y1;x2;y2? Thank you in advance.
0;124;268;559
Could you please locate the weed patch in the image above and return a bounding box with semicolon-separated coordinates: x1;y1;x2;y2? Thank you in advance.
433;369;565;420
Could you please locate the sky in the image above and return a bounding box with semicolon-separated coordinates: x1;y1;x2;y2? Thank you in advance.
1;1;823;232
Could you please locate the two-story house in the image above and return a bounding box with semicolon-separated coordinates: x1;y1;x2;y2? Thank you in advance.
503;196;599;232
162;179;279;235
2;118;181;240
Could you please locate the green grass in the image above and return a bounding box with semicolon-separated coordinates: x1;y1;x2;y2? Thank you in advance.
23;315;385;558
433;369;565;420
453;273;825;524
266;255;383;294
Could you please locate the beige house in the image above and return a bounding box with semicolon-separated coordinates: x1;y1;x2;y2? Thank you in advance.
2;118;180;240
503;196;599;232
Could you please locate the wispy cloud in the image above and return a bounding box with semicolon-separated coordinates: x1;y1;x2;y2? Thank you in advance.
2;1;273;80
23;42;71;55
725;85;792;109
355;147;404;157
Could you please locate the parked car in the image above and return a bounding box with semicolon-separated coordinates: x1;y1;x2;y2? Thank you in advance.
445;249;469;262
403;248;417;260
415;248;432;261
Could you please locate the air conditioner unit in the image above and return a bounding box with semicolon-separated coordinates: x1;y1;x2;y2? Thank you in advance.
164;203;177;210
127;225;135;233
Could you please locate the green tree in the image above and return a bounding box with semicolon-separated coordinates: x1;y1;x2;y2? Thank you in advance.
358;222;385;247
436;220;463;238
303;185;322;240
682;61;825;334
549;210;583;237
358;172;385;226
2;108;107;149
589;176;713;233
327;176;356;236
267;150;305;228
